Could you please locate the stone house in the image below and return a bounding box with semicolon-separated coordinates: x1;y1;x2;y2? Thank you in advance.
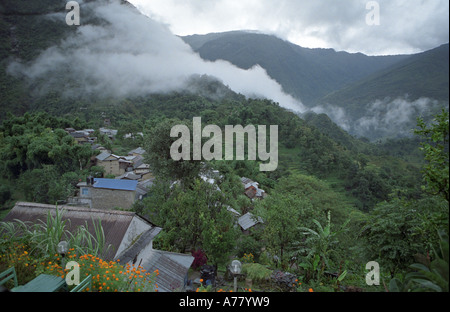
75;178;139;210
134;163;154;180
128;147;146;157
96;152;133;177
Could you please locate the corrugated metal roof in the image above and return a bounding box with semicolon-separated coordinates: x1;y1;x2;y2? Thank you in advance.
116;172;141;180
129;147;146;155
96;151;114;161
93;178;138;191
238;212;263;231
114;227;162;263
2;202;148;260
241;177;253;184
143;250;194;292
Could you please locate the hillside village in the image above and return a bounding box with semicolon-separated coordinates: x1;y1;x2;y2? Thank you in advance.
2;125;270;292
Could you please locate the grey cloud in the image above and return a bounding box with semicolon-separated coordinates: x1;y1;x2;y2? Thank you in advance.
130;0;449;55
8;0;305;112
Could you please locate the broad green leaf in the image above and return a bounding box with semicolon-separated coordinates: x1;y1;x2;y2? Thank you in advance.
337;270;348;282
411;278;442;292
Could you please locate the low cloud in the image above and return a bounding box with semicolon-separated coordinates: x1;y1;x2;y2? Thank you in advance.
310;96;443;140
7;0;305;112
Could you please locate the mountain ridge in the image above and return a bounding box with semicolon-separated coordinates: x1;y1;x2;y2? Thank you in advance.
182;30;412;106
182;31;449;140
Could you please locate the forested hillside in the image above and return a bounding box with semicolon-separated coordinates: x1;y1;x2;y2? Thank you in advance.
182;31;409;106
183;31;449;141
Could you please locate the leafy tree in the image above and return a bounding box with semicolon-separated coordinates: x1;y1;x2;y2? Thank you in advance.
200;207;239;271
346;165;391;211
142;178;237;260
253;192;315;269
361;196;448;277
18;165;65;204
414;109;449;201
0;183;11;206
0;113;94;178
143;119;201;184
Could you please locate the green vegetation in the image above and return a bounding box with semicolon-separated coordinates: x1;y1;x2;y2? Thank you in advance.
0;84;447;292
0;112;104;206
0;208;157;292
0;0;448;293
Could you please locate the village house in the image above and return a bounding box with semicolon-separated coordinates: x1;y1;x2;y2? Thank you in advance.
128;147;146;157
134;163;154;180
241;177;267;200
73;178;139;210
95;152;133;176
95;149;151;179
68;131;90;145
3;202;194;292
116;172;141;181
225;205;264;234
238;212;264;234
65;128;97;145
99;128;118;140
135;179;154;201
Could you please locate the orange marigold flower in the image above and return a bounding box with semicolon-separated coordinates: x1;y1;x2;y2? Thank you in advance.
309;288;314;292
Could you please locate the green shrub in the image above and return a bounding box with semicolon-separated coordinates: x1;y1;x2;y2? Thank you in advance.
242;263;272;283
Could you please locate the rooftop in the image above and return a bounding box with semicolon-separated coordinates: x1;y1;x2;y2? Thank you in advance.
93;178;138;191
2;202;153;260
238;212;264;231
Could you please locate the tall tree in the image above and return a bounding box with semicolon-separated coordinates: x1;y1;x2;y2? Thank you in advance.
143;119;201;184
253;192;314;269
414;109;449;201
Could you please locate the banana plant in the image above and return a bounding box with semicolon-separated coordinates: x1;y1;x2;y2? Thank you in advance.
298;212;350;280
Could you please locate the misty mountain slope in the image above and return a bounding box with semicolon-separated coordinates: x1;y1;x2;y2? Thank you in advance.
183;31;449;141
318;43;450;118
0;0;82;119
182;31;409;105
1;0;307;121
312;43;449;140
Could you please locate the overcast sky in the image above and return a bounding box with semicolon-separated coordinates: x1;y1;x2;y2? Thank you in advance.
128;0;449;55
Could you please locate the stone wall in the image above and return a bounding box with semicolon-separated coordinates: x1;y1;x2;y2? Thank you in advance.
91;188;136;210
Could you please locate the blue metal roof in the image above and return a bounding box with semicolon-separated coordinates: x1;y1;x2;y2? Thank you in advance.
93;178;138;191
